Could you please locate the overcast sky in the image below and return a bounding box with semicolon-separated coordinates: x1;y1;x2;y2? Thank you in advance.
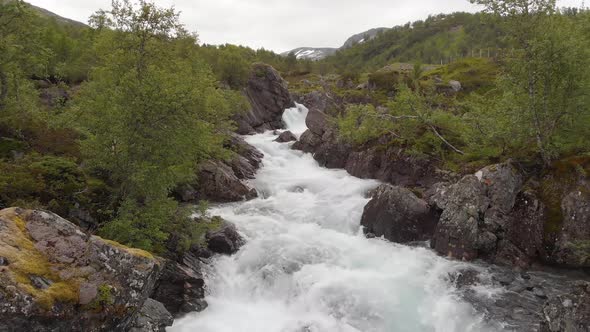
28;0;585;53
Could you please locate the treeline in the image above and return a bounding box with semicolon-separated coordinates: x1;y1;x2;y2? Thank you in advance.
337;1;590;172
0;0;287;254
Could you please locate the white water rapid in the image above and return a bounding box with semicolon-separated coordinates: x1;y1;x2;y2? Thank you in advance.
170;104;498;332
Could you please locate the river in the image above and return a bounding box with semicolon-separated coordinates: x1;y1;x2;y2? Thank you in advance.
170;104;499;332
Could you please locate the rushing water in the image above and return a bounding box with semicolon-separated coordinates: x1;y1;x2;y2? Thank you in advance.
170;104;497;332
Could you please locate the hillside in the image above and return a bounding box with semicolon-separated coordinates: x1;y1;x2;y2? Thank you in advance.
320;12;505;71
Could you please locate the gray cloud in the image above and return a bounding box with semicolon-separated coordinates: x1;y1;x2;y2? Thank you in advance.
28;0;584;52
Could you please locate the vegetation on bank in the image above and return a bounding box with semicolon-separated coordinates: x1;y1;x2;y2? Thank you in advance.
1;0;589;256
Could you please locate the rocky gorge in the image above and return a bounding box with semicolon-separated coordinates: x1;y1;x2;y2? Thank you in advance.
1;63;588;331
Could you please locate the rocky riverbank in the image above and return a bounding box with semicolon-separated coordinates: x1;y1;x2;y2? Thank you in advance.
291;90;590;331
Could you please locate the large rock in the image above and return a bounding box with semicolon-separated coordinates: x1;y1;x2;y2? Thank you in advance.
206;221;245;255
431;162;537;264
274;131;297;143
0;208;164;332
235;63;295;134
128;298;174;332
176;161;257;204
361;185;438;243
226;134;264;180
151;253;207;318
540;281;590;332
553;184;590;268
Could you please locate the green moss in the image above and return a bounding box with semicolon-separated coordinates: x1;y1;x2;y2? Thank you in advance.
0;209;80;309
100;238;155;260
87;284;115;311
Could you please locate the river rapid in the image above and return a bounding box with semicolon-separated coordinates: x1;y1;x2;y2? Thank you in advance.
170;104;500;332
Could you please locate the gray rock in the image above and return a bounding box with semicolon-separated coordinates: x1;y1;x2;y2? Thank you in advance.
0;208;163;332
553;184;590;268
449;80;462;92
235;63;294;134
275;131;297;143
540;281;590;332
361;185;438;243
206;221;245;255
128;299;173;332
195;161;258;203
432;161;530;263
151;253;207;318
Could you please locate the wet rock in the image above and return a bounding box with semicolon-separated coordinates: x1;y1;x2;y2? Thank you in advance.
305;108;329;137
152;253;207;318
540;281;590;332
128;298;174;332
361;185;438;243
275;131;297;143
226;134;264;180
455;264;578;331
206;221;245;255
0;208;163;332
235;63;294;134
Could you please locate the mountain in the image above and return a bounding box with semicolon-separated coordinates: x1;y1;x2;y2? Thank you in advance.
0;0;87;27
281;47;338;61
340;27;389;49
283;27;389;61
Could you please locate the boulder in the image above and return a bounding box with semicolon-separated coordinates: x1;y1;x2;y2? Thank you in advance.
151;253;207;318
235;63;295;134
305;108;329;137
540;281;590;332
0;208;163;332
274;131;297;143
361;185;438;243
432;162;531;262
226;134;264;180
128;299;174;332
553;185;590;267
206;221;245;255
195;161;257;203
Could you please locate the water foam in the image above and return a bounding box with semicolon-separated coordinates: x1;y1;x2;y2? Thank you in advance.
170;106;496;332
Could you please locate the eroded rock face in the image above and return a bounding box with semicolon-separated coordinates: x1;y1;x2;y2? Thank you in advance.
553;185;590;268
151;253;207;318
361;185;438;243
195;161;258;203
128;298;174;332
174;135;262;204
540;281;590;332
206;222;245;255
235;63;295;134
430;162;545;266
0;208;165;332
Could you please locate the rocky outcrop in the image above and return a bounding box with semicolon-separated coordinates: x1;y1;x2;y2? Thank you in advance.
292;92;440;187
129;298;174;332
430;162;547;267
0;208;166;332
275;131;297;143
235;63;295;134
175;135;262;204
552;184;590;268
361;185;438;243
194;161;258;203
540;281;590;332
151;253;207;318
206;221;245;255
